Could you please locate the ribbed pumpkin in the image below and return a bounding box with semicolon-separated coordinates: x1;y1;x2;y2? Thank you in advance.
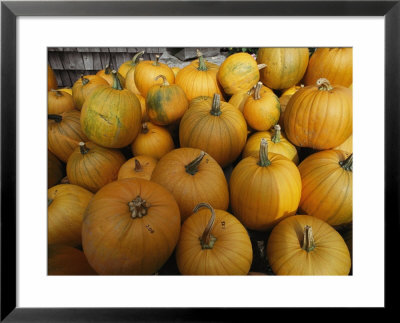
176;203;253;275
131;122;175;160
175;50;225;101
118;51;144;79
303;47;353;87
118;155;157;180
48;151;65;188
48;111;88;163
151;148;229;222
134;55;175;97
243;82;281;131
48;184;93;247
66;142;126;193
242;125;299;164
179;94;247;167
82;178;181;275
334;134;353;154
257;47;309;90
230;139;302;231
123;51;144;95
217;52;262;95
266;215;351;275
298;150;353;227
284;78;352;149
146;75;189;126
278;84;303;128
96;65;126;87
48;245;97;275
48;89;75;114
48;64;58;91
72;74;108;110
81;71;142;149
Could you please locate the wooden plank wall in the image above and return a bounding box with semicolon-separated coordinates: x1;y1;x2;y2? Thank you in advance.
48;47;167;88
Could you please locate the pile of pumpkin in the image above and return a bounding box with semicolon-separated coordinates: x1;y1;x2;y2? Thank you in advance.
48;47;353;276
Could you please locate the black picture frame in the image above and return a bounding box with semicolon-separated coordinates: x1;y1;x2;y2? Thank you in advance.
1;0;398;321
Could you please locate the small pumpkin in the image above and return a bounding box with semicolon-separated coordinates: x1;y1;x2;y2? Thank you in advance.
48;150;65;188
334;134;353;154
284;78;352;150
228;88;253;113
72;74;108;110
118;51;145;79
151;148;229;222
96;65;126;87
48;184;93;247
123;51;145;95
134;55;175;97
48;111;88;163
230;138;302;231
146;75;189;126
48;64;58;91
266;215;351;275
242;125;299;164
278;84;303;128
81;70;142;149
243;82;281;131
48;89;75;114
179;94;247;167
303;47;353;87
66;142;126;193
298;150;353;227
48;245;97;275
176;203;253;275
257;47;309;90
118;155;157;180
82;178;181;275
131;122;175;160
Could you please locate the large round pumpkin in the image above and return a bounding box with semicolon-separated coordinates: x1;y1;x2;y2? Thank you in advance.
81;178;181;275
284;78;352;150
48;245;97;275
72;74;108;110
176;203;253;275
257;47;309;90
66;142;126;193
298;150;353;227
303;47;353;87
266;215;351;275
134;55;175;97
96;65;126;87
124;51;145;96
48;89;75;114
230;138;302;231
179;94;247;168
80;70;142;148
118;50;145;79
151;148;229;222
146;75;189;126
131;122;175;160
48;184;93;247
118;155;157;181
48;111;88;163
48;64;58;91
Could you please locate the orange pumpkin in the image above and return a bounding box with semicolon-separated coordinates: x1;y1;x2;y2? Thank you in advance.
151;148;229;222
146;75;189;126
72;74;108;110
298;150;353;227
284;78;352;149
278;84;303;129
48;184;93;247
135;93;148;121
266;215;351;275
179;94;247;167
48;64;58;91
134;55;175;97
48;111;88;163
81;71;142;149
257;47;309;90
66;142;126;193
171;66;181;77
48;89;75;114
228;88;253;113
82;178;181;275
303;47;353;87
118;155;157;180
230;138;302;231
96;65;126;87
123;51;145;95
334;134;353;154
118;51;145;79
131;122;175;160
176;203;253;275
48;151;65;188
48;245;97;275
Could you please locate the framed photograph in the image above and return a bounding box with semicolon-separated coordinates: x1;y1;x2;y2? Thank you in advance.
1;0;398;321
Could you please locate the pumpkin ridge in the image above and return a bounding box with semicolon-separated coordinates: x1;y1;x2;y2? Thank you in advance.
324;172;352;224
304;88;321;147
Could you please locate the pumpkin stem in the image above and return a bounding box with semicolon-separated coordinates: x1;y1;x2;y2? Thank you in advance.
194;202;217;249
128;195;151;218
258;138;271;167
302;225;315;252
317;78;333;91
197;50;208;71
155;74;169;86
81;75;89;86
79;142;89;155
153;55;160;67
48;198;53;207
48;114;63;123
185;151;206;175
50;89;63;97
104;65;112;75
141;122;149;134
210;94;222;116
271;124;281;143
254;82;263;100
339;153;353;172
257;63;267;70
134;159;143;172
111;70;123;90
132;51;145;65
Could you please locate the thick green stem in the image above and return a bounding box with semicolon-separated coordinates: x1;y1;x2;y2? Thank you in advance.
271;125;281;143
134;159;143;172
153;55;160;66
196;50;208;71
48;198;53;207
155;74;169;86
132;51;145;65
302;225;315;252
104;65;112;75
339;153;353;171
317;78;333;91
210;94;222;116
111;70;123;90
194;203;217;249
79;142;89;155
128;195;151;218
48;114;63;123
185;151;206;175
141;122;149;134
257;138;271;167
81;75;89;86
254;82;263;100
